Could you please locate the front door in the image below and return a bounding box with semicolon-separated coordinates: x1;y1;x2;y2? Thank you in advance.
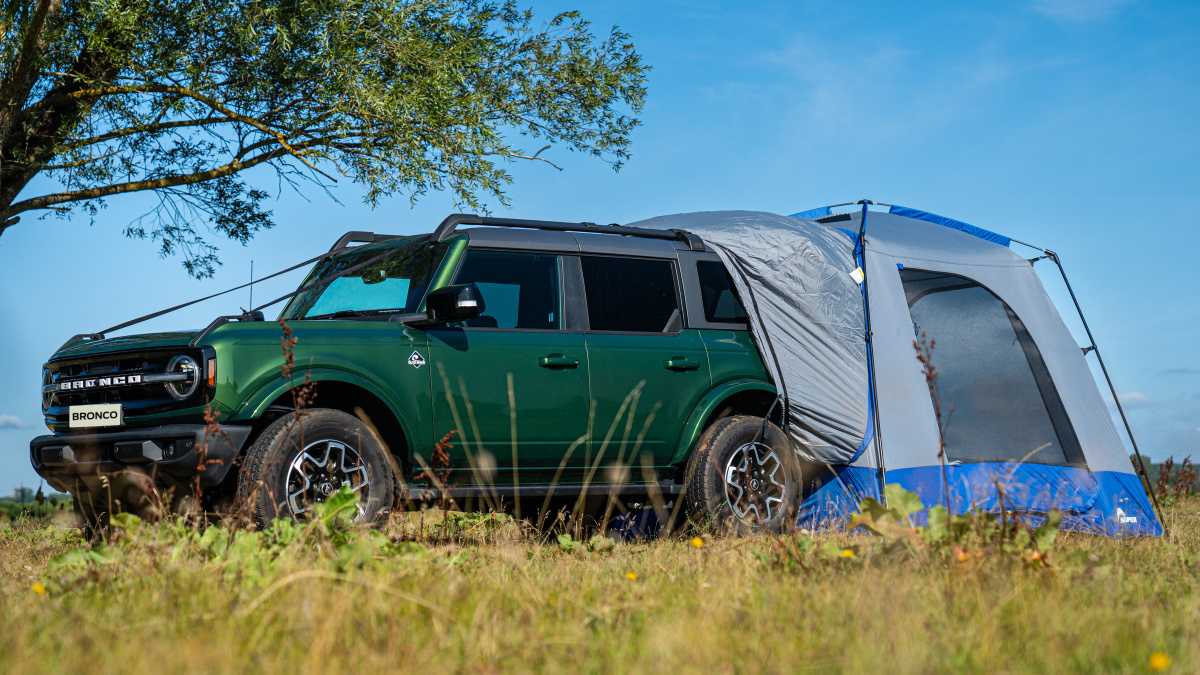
578;255;712;483
426;250;590;485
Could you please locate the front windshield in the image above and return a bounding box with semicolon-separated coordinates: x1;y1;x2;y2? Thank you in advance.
280;237;448;320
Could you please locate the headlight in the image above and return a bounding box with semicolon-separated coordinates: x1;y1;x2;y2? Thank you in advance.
164;355;200;400
42;369;53;410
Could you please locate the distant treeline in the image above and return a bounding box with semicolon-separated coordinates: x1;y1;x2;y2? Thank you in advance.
1;486;72;521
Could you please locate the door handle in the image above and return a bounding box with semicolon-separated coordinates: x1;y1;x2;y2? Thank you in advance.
539;355;579;369
664;358;700;371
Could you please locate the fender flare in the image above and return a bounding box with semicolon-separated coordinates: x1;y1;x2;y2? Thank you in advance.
668;379;777;465
238;368;416;455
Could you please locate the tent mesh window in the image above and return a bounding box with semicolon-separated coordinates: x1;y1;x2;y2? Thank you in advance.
899;269;1085;467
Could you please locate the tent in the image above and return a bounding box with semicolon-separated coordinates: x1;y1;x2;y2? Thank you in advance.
629;205;1161;537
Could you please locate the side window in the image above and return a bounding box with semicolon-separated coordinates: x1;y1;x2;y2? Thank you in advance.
451;250;561;329
696;260;749;323
581;256;680;332
899;269;1083;466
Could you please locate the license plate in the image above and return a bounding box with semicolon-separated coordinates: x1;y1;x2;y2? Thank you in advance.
69;404;123;429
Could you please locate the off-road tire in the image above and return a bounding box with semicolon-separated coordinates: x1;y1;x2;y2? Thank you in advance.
236;408;394;528
684;415;800;535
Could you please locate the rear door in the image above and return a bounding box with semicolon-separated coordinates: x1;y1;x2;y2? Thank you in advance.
426;250;590;484
579;254;711;481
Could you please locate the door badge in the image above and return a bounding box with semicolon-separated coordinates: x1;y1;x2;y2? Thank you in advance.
408;351;426;369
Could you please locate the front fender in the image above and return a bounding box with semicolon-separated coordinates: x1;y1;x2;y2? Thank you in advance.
669;379;776;465
235;369;415;452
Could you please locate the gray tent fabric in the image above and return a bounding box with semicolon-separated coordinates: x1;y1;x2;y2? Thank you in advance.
627;211;869;464
627;207;1161;537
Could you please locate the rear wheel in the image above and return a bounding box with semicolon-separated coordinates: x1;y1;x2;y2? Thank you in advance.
684;415;801;534
237;409;394;527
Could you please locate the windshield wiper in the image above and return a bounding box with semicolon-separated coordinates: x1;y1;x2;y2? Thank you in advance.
303;309;370;320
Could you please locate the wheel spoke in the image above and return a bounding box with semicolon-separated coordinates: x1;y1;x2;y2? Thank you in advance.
283;437;371;521
723;441;786;526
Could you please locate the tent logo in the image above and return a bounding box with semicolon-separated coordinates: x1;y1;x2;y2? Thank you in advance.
1116;508;1137;524
408;351;425;369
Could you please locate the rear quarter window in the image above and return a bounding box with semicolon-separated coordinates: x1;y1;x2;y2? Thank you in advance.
696;260;748;323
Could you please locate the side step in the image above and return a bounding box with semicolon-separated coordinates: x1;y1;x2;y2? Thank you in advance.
404;480;684;502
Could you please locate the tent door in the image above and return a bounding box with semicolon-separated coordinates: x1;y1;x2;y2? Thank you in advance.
898;269;1086;469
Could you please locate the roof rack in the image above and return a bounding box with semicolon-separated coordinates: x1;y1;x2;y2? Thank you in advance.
329;231;403;252
428;213;706;251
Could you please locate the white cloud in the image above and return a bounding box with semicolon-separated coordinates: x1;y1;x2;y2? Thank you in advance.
1105;391;1150;406
1032;0;1137;23
0;415;25;429
1120;391;1150;405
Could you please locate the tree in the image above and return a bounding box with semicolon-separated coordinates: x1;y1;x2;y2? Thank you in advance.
0;0;647;276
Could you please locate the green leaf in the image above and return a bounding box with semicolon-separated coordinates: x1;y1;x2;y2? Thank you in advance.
197;525;228;558
557;534;581;553
1032;510;1063;551
884;484;926;521
586;535;615;554
109;512;143;534
923;505;952;545
316;485;361;525
820;541;858;561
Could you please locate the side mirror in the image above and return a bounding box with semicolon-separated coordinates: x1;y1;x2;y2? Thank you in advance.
424;283;485;323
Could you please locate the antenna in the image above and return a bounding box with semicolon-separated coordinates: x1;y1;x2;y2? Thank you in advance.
249;260;254;309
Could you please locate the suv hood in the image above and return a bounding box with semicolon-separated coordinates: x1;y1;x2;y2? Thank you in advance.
52;331;201;361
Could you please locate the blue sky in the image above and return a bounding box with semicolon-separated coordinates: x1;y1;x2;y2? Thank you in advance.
2;0;1198;493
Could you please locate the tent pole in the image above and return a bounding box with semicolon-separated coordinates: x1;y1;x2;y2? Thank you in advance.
1018;242;1166;530
857;201;888;501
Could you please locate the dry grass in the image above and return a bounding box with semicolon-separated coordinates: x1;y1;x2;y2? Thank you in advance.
2;502;1199;674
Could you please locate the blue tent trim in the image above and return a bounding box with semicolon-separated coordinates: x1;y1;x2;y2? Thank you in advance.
888;205;1011;247
790;206;832;220
796;464;1161;537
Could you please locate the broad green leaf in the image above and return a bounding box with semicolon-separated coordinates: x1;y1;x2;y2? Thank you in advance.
317;485;361;523
110;513;143;534
1033;510;1063;551
884;484;926;521
587;535;615;554
924;506;951;544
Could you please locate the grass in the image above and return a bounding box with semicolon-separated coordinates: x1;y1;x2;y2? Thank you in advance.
2;499;1199;674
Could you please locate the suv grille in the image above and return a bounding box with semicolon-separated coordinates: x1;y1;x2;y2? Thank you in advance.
45;349;208;428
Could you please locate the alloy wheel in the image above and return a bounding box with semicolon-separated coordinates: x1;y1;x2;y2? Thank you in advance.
723;441;786;524
285;439;370;518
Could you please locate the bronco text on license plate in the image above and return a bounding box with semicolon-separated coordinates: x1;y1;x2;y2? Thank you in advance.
69;404;123;428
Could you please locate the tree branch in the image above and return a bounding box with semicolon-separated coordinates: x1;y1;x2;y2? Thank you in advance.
482;146;561;170
60;115;240;152
1;141;326;218
66;84;324;173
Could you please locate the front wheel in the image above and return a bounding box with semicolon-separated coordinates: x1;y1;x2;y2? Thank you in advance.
237;409;395;527
684;415;801;534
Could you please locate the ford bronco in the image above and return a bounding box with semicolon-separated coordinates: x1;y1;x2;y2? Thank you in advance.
31;215;797;532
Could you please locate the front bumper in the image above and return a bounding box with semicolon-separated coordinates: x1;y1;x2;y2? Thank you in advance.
30;424;252;494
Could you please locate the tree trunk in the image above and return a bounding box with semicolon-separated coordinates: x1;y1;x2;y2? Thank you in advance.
0;6;130;235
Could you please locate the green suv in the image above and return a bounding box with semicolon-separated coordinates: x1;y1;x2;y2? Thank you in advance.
31;215;796;531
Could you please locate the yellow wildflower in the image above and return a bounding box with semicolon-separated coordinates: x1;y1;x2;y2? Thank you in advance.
841;548;855;559
691;537;704;548
1149;652;1170;671
626;572;638;581
32;583;45;595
